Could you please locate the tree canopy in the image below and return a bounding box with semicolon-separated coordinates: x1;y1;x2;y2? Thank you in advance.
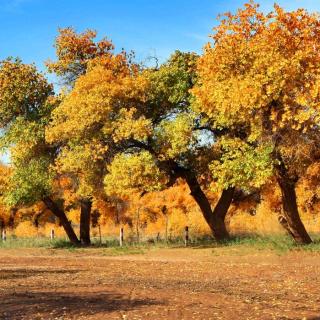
1;2;320;245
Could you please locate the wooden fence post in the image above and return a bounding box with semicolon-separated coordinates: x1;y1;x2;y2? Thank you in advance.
184;226;189;247
2;229;6;241
119;227;124;247
50;229;55;240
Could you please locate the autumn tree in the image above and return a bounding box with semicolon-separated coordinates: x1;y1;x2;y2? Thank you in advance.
102;51;241;241
45;29;147;244
193;1;320;244
45;28;121;244
0;58;80;244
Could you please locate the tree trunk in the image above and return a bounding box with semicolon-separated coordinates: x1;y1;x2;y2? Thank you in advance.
183;171;234;241
277;174;312;244
32;211;44;229
212;187;235;240
8;208;17;229
43;197;80;245
80;199;92;245
0;217;4;238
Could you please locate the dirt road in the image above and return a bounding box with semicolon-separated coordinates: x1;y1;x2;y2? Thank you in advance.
0;246;319;320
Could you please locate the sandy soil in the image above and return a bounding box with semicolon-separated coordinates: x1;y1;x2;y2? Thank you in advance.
0;246;320;320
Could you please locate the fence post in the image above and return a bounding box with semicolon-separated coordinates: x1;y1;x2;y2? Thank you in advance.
2;229;6;241
119;227;124;247
184;226;189;247
50;229;55;240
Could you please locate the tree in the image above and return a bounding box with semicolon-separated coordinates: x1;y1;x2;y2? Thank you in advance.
103;51;239;241
192;1;320;244
45;31;147;244
46;28;137;244
0;58;80;244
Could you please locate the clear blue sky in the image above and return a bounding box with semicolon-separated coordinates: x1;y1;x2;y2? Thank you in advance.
0;0;319;73
0;0;319;163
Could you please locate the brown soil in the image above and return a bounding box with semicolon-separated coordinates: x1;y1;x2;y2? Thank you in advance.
0;246;320;320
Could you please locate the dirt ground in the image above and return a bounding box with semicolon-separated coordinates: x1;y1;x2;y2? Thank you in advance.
0;246;320;320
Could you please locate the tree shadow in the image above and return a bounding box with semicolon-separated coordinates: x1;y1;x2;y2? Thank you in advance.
0;290;163;319
0;268;81;280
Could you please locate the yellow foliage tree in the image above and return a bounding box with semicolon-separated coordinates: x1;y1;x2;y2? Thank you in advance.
193;1;320;244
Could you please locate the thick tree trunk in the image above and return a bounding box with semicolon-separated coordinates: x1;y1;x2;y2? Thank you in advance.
183;171;234;241
212;187;235;240
43;197;80;245
277;175;312;244
80;199;92;245
0;217;4;238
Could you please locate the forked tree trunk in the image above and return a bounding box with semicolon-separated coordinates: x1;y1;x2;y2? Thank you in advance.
80;199;92;246
277;174;312;245
43;197;80;245
212;187;235;240
183;171;234;241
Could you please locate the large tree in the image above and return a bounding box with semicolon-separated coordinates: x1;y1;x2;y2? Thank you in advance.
45;29;148;244
0;58;80;244
193;2;320;244
103;51;239;241
45;28;120;244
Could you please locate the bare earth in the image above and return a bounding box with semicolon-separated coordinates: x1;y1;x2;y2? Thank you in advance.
0;246;320;320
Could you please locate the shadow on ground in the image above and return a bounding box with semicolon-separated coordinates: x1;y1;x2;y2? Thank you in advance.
0;268;80;280
0;290;163;319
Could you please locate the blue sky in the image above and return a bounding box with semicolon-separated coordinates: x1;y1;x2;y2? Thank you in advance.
0;0;320;163
1;0;319;74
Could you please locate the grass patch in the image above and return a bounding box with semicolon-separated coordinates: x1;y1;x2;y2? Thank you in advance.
1;234;320;254
215;234;320;253
102;246;145;256
222;235;295;252
0;237;53;248
294;238;320;252
50;239;79;250
0;237;83;250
